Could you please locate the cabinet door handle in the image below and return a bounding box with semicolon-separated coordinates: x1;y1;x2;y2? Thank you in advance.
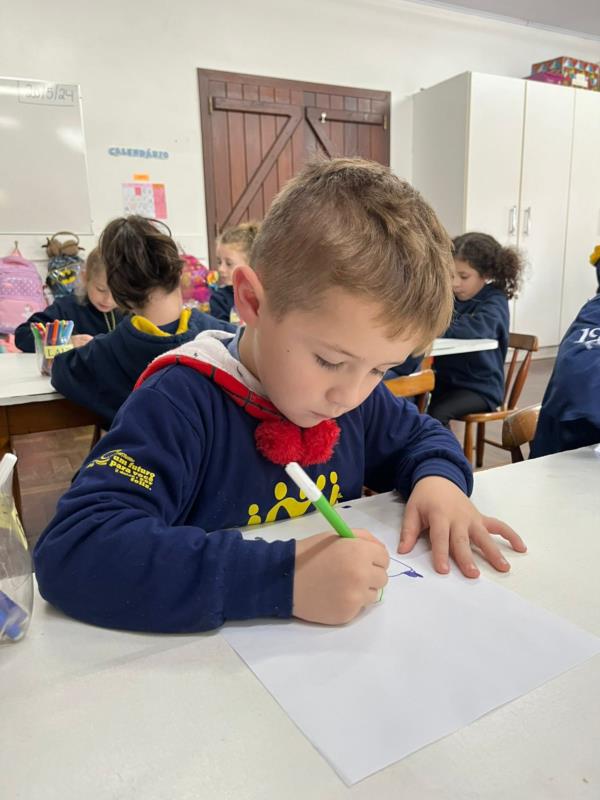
523;206;532;236
508;205;517;235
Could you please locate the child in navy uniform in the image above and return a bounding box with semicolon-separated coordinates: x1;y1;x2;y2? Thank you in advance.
50;216;235;427
531;293;600;457
209;222;260;323
14;248;123;352
428;232;524;426
34;161;525;634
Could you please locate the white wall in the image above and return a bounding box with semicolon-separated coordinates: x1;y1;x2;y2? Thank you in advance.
1;0;599;264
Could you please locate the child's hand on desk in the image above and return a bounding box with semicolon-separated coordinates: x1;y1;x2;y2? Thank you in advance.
71;334;93;348
293;530;389;625
399;476;527;578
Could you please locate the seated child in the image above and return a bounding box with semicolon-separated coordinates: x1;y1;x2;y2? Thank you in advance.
428;232;524;426
209;222;260;322
34;160;526;634
50;216;235;427
530;293;600;458
14;248;123;352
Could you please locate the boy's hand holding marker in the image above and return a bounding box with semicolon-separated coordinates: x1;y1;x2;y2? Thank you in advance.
286;462;389;625
286;464;526;626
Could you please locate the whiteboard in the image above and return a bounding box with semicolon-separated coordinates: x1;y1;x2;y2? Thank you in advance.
0;77;92;234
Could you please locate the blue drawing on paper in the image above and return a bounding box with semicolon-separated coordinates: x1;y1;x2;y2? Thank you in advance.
388;556;423;579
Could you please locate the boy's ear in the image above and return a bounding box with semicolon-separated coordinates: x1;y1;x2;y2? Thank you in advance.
232;265;264;326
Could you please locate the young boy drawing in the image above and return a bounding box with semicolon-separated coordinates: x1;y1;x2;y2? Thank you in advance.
34;158;526;633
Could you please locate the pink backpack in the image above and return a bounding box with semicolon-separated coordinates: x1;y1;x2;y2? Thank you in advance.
0;250;46;335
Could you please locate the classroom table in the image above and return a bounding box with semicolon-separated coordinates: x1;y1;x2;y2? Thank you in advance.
0;353;103;515
431;337;497;356
2;446;599;800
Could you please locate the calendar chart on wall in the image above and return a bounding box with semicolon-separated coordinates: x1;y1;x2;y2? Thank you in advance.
0;77;92;234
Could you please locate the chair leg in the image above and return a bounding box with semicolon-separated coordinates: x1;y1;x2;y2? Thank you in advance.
476;422;486;468
510;446;524;463
463;421;474;465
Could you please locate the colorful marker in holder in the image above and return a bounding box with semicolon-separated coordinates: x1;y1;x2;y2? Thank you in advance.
30;320;74;374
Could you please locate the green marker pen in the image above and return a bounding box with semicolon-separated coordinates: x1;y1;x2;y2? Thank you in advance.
284;461;355;538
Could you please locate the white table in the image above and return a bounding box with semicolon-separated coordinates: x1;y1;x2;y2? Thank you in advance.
0;352;59;405
2;447;599;799
431;337;498;357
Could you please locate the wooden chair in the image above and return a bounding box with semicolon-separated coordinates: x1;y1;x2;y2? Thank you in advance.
461;333;539;467
501;404;541;463
384;368;435;413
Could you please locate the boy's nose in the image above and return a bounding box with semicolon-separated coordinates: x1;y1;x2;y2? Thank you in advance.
325;382;362;413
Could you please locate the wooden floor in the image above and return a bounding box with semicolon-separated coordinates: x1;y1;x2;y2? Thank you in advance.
13;357;555;549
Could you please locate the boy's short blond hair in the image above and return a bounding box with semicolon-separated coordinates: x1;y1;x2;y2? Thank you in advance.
251;158;454;352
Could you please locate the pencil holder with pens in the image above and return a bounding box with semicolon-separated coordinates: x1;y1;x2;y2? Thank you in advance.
0;453;32;644
30;320;74;375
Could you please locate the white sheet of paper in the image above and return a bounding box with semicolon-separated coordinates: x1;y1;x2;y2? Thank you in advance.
223;510;600;785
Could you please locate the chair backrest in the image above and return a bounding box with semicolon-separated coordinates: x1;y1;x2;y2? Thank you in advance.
384;368;435;412
502;333;539;411
501;403;541;462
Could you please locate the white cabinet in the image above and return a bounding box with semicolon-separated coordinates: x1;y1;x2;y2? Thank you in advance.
412;72;600;348
560;90;600;336
511;80;574;345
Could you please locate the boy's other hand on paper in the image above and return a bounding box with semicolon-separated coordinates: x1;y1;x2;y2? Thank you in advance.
293;529;389;625
71;334;93;348
399;476;527;578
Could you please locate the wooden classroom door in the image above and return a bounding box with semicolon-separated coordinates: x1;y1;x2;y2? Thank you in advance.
197;69;391;265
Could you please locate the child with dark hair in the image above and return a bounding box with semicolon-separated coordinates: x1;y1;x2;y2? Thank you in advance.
210;222;260;322
14;249;123;352
428;232;524;426
51;216;235;427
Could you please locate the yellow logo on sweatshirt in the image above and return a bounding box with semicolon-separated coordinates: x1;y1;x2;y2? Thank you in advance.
86;449;155;490
246;471;342;525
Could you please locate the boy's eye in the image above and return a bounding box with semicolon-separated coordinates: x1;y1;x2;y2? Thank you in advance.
371;368;386;378
315;354;343;370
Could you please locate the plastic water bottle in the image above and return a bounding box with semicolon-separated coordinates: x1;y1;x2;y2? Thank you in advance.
0;454;32;643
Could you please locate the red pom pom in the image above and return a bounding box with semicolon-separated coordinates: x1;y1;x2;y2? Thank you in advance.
254;418;340;465
255;420;303;465
300;419;340;465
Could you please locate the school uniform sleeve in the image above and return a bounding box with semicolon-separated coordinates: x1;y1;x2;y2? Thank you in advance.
50;334;122;426
14;301;63;352
444;292;508;340
531;298;600;457
209;287;234;321
33;379;295;634
361;383;473;498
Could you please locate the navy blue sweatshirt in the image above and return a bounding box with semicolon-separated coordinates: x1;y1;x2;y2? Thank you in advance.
50;308;235;427
33;363;473;634
433;284;509;410
14;294;124;353
531;294;600;458
209;285;235;322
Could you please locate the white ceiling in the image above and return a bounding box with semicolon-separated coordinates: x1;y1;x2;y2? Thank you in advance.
408;0;600;40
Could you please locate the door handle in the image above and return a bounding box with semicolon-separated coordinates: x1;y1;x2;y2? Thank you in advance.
523;206;532;236
508;205;517;235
